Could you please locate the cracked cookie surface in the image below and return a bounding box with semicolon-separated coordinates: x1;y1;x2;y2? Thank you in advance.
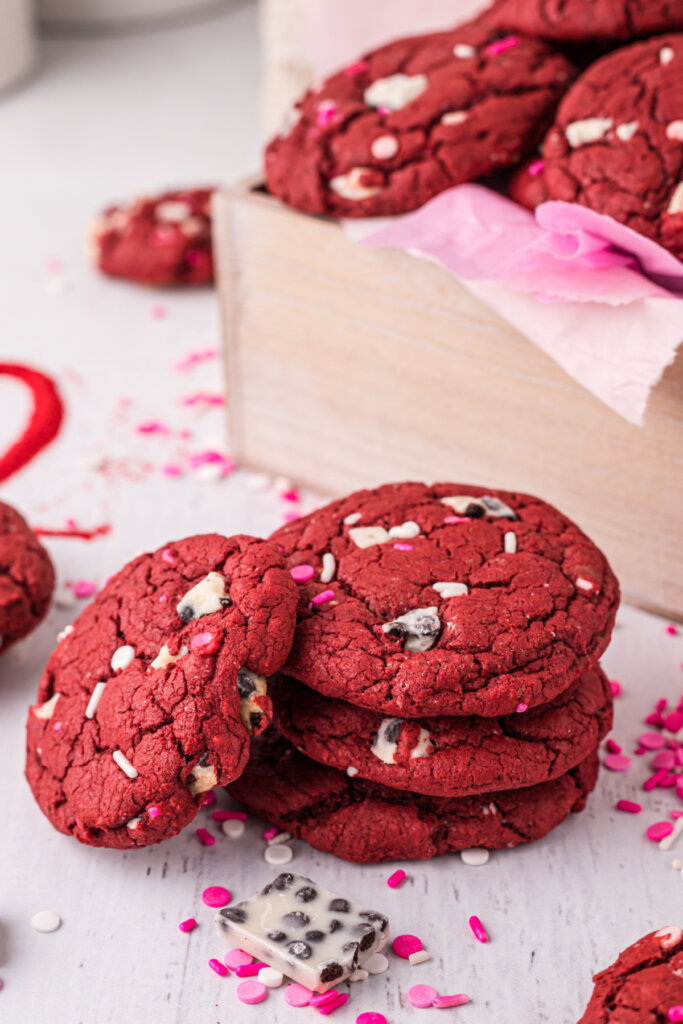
270;482;619;718
577;926;683;1023
265;16;574;218
25;533;298;849
228;734;599;863
0;501;54;654
91;187;215;287
272;664;612;798
543;35;683;259
491;0;683;42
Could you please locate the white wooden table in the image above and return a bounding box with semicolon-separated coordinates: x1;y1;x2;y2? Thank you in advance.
1;9;682;1023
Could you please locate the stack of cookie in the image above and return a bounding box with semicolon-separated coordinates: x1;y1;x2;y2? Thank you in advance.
229;482;619;863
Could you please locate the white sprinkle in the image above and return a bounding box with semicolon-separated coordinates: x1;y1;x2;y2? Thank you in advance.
349;526;391;549
194;463;226;483
267;830;292;846
264;843;293;866
259;967;284;988
33;693;60;720
112;749;138;779
660;817;683;852
343;512;361;525
151;643;188;671
156;200;192;223
84;682;106;720
110;645;135;673
660;46;675;65
222;818;246;839
347;766;359;777
656;925;683;948
666;121;683;142
565;117;613;148
504;531;517;554
460;847;490;866
245;471;272;490
364;73;428;112
54;587;77;609
453;43;476;58
329;168;383;201
364;952;389;974
371;134;399;160
575;577;595;592
668;182;683;214
57;624;74;642
441;110;468;126
188;763;217;796
409;949;432;966
31;911;61;934
320;552;337;584
177;572;228;621
126;816;142;830
672;858;683;871
616;121;639;142
433;581;468;598
349;969;370;982
388;521;420;540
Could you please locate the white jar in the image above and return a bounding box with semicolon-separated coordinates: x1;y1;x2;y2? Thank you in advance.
39;0;227;28
0;0;35;93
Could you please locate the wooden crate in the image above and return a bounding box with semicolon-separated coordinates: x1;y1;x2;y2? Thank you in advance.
214;178;683;621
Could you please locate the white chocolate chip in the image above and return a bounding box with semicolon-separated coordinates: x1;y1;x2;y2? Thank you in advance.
616;121;639;142
320;552;336;584
433;581;468;598
264;843;293;865
112;749;138;779
660;46;675;65
410;728;433;759
57;624;74;642
177;572;229;622
667;121;683;142
156;200;192;223
222;818;246;839
364;952;389;974
441;110;468;126
329;168;383;201
151;643;189;671
111;645;135;672
343;512;361;525
33;693;60;719
126;816;142;830
460;847;490;866
388;521;420;540
31;911;61;934
655;925;683;948
371;134;399;160
259;967;284;988
669;182;683;214
364;73;428;112
346;766;359;777
85;681;107;720
371;718;402;764
504;531;518;554
409;949;432;965
575;577;596;592
565;118;613;147
188;763;217;795
349;525;391;548
453;43;476;58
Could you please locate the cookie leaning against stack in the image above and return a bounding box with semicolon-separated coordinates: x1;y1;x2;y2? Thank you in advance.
228;481;619;863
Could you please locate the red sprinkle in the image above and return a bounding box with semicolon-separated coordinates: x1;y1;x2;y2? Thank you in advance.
178;918;197;932
387;870;406;889
616;800;642;814
486;35;519;54
208;958;229;977
196;827;215;846
664;712;683;733
392;934;422;958
469;915;489;943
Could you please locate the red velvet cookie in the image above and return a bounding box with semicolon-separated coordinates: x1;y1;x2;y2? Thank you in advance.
265;18;574;218
271;482;619;718
490;0;683;42
543;36;683;260
25;534;298;849
228;735;599;863
91;188;214;286
577;926;683;1023
508;156;550;209
0;501;54;654
272;664;612;798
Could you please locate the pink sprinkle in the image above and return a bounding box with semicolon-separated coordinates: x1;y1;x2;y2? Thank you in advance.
647;821;674;842
181;391;225;408
161;550;176;569
610;680;622;697
653;750;677;770
150;304;167;320
664;712;683;733
283;511;300;524
236;980;267;1004
634;746;648;756
263;826;278;841
53;722;62;732
527;159;545;177
408;985;439;1009
291;564;315;583
657;698;668;712
644;769;669;791
311;589;335;606
281;488;300;503
393;543;414;551
486;35;519;55
148;805;160;818
671;810;683;820
316;101;338;128
202;789;216;806
677;778;683;800
224;949;253;970
343;59;368;75
284;983;313;1007
606;739;622;754
318;993;349;1015
616;800;642;814
179;918;197;932
668;1007;683;1023
677;751;683;767
196;827;214;846
190;631;220;655
604;753;631;772
161;464;183;477
72;580;96;599
357;1014;387;1024
174;348;218;372
666;624;679;635
45;257;64;274
213;810;247;822
661;774;678;788
433;994;470;1008
516;703;528;713
469;915;489;943
137;420;168;435
387;869;406;888
208;958;229;977
236;962;268;977
202;886;231;908
443;515;469;524
310;990;340;1007
393;934;422;959
639;732;666;750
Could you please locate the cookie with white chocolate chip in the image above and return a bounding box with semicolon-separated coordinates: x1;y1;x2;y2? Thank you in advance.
264;15;574;218
490;0;683;43
270;481;619;718
25;534;298;849
0;501;54;655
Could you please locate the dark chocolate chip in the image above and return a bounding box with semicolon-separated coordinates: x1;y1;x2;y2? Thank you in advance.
296;886;317;903
465;502;485;518
268;931;287;943
329;899;350;913
360;911;388;931
283;912;310;928
305;930;325;943
320;961;343;984
178;604;194;623
384;720;401;744
273;873;295;890
237;668;256;698
220;907;247;923
328;920;342;933
287;941;312;960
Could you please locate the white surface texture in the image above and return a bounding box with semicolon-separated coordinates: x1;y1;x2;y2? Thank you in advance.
0;10;682;1024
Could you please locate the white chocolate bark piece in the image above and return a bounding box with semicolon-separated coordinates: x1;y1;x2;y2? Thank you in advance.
216;872;390;992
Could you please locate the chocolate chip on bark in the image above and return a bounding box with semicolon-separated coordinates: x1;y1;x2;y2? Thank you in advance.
382;607;441;653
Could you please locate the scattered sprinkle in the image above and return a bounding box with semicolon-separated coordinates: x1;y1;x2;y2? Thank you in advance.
264;844;293;865
208;958;229;977
666;625;679;636
387;869;406;888
112;749;138;779
224;949;253;970
647;821;674;842
72;580;96;599
408;984;439;1008
236;980;267;1004
433;994;470;1008
393;934;422;959
263;826;279;841
393;543;413;551
85;681;106;720
284;983;314;1007
363;952;389;975
31;911;61;933
640;732;666;751
668;1007;683;1023
213;810;247;822
311;990;340;1007
409;950;432;966
460;848;490;867
610;680;622;697
604;753;631;772
179;918;197;933
236;962;268;978
291;564;315;583
202;886;231;908
486;35;519;55
516;703;528;714
616;800;642;814
259;967;284;988
469;915;489;943
196;827;215;846
320;553;337;584
311;589;335;607
606;739;622;755
356;1014;387;1024
318;992;349;1015
222;819;246;839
